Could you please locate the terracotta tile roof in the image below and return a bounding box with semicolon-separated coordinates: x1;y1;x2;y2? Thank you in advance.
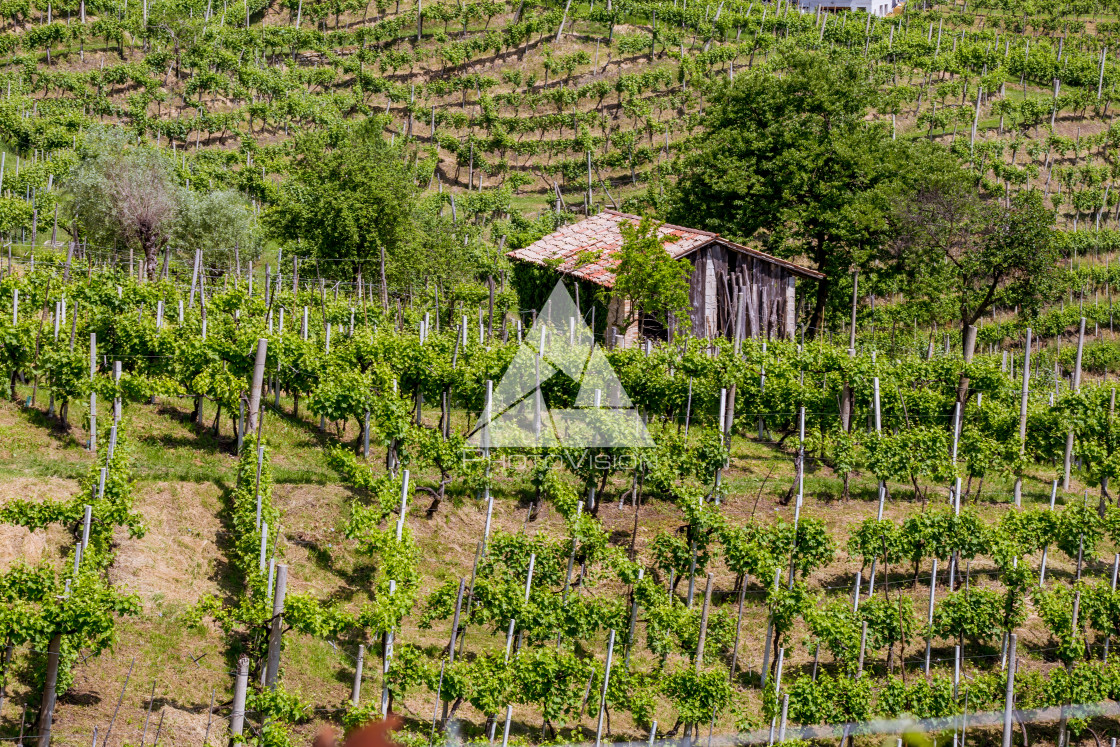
506;209;823;287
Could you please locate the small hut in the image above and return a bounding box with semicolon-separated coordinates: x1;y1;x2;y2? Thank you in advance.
506;210;824;347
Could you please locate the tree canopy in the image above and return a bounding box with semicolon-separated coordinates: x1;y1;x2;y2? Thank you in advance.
668;51;918;335
67;127;259;279
173;189;262;269
265;118;420;282
891;164;1060;335
68;127;180;279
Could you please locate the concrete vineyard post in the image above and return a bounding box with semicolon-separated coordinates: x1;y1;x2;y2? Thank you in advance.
363;409;371;458
381;580;396;716
500;705;513;747
88;332;96;452
188;249;200;308
254;445;265;530
857;621;868;677
1099;47;1108;99
1064;318;1086;490
79;503;91;558
954;645;961;699
778;694;789;743
504;619;516;662
37;633;62;747
259;525;269;574
237;399;245;453
523;554;535;605
1106;554;1119;661
396;470;409;541
113;361;121;422
872;379;884;518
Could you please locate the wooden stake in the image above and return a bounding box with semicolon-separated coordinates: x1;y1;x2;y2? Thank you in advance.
352;644;365;705
729;576;747;681
265;565;288;687
230;656;249;737
448;578;465;664
36;633;61;747
594;631;616;747
1013;328;1032;506
695;572;714;671
248;338;267;434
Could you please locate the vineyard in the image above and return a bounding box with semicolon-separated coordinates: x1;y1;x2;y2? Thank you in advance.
5;0;1120;741
6;0;1120;217
0;245;1120;747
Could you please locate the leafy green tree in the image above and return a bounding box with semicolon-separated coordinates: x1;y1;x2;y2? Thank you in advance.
611;214;690;336
892;171;1060;336
407;198;492;291
668;51;915;334
266;117;420;282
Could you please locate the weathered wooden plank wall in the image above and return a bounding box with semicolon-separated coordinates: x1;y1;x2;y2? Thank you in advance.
687;242;797;341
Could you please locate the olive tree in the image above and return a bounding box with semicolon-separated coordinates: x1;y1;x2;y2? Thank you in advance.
68;128;179;281
172;189;262;272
